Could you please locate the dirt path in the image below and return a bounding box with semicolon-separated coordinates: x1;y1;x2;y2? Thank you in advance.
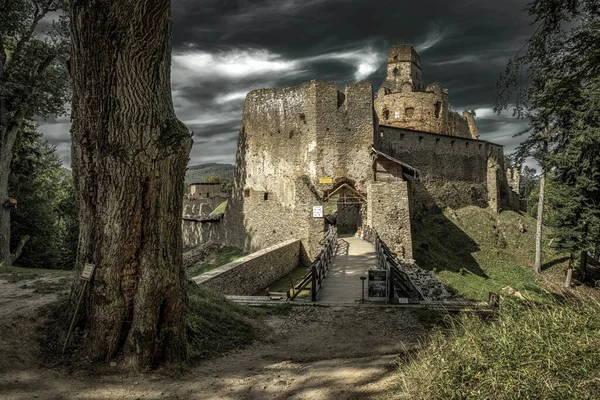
0;278;425;400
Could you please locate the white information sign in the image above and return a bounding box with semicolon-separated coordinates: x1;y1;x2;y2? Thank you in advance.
312;205;324;218
81;263;96;280
398;297;409;304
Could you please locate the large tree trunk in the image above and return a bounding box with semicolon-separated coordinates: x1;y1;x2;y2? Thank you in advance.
69;0;192;369
0;120;27;266
0;130;13;264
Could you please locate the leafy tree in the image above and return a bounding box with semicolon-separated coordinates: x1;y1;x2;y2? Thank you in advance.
495;0;600;279
69;0;192;369
8;120;78;269
9;121;61;268
520;166;538;202
0;0;70;265
204;175;233;195
55;171;78;269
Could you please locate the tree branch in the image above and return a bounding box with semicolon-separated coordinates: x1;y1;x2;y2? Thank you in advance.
9;235;30;265
4;0;61;73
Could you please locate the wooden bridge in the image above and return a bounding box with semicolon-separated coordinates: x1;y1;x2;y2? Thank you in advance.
228;226;487;310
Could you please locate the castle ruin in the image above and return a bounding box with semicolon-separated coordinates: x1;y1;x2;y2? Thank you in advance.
184;45;520;260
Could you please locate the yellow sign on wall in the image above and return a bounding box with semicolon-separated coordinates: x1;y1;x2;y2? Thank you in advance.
319;176;333;184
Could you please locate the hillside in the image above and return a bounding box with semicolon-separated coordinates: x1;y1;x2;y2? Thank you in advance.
412;206;566;301
185;163;234;185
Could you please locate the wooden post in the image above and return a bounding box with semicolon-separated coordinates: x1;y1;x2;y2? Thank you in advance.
311;264;318;301
488;292;500;311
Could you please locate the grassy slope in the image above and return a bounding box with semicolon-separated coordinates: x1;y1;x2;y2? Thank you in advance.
187;246;247;277
0;264;72;282
396;296;600;399
185;163;234;185
412;206;566;301
187;283;290;361
209;200;228;216
391;206;600;399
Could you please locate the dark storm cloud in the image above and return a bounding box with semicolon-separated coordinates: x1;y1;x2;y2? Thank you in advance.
39;0;535;167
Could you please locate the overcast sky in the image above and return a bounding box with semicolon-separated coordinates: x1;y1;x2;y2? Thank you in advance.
39;0;535;168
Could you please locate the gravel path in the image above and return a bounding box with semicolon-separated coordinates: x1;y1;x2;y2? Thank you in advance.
0;279;426;400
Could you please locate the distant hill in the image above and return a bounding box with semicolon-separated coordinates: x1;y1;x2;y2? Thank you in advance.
185;163;234;185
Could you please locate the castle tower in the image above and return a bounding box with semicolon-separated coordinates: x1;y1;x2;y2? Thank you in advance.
375;44;479;139
381;45;423;93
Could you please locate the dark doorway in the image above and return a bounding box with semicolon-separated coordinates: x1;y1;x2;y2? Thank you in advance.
337;198;362;234
323;183;366;235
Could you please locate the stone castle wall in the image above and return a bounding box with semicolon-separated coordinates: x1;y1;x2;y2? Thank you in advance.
221;80;374;258
182;218;223;248
376;125;506;210
367;181;413;259
191;239;301;295
182;45;521;259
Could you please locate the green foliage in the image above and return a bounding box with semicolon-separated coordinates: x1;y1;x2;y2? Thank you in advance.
495;0;600;264
9;122;78;269
396;296;600;399
0;0;70;119
413;207;564;301
545;78;600;258
185;163;234;186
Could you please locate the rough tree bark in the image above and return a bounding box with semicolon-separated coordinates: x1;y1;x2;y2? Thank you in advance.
69;0;192;369
0;55;28;266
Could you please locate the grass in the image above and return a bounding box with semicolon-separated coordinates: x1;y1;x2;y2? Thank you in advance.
0;264;72;283
209;200;228;216
186;282;290;361
187;246;246;277
20;277;71;294
395;293;600;399
39;281;291;368
391;206;599;399
255;265;312;297
412;206;566;301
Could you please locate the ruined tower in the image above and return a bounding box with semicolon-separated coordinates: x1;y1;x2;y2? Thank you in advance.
382;45;423;92
375;45;478;140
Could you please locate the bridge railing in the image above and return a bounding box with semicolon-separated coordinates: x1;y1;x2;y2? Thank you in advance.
290;226;338;301
362;225;423;302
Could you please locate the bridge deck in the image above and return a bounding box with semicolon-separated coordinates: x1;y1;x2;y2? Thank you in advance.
317;235;379;303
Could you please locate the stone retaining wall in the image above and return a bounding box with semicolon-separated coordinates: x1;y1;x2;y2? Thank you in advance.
191;239;301;295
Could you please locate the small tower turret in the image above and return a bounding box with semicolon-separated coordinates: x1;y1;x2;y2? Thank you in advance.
382;45;423;93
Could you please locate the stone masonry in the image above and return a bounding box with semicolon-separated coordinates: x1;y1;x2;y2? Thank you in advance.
182;44;520;265
191;239;301;295
375;45;478;139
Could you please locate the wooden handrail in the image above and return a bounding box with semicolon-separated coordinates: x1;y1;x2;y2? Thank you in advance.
290;226;338;301
363;225;423;302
